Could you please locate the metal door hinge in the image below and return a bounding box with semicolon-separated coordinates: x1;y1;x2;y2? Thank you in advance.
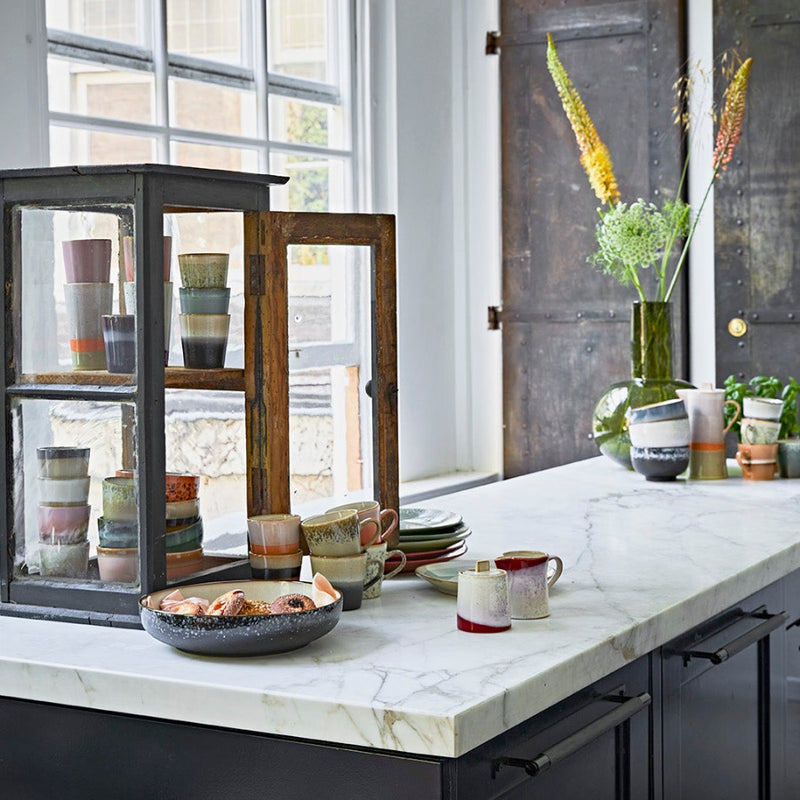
488;305;503;330
486;31;501;55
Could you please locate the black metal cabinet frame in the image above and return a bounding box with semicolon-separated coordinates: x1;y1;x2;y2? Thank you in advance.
0;164;286;625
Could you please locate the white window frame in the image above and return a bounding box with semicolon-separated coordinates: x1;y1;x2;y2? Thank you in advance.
44;0;376;503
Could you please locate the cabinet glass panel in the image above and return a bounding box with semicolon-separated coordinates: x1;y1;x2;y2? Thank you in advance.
164;389;247;555
288;244;373;512
169;211;243;368
18;206;135;378
11;398;140;587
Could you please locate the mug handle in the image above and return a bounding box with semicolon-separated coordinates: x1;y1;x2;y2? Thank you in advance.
742;420;755;445
378;508;399;542
364;569;383;591
382;549;407;579
723;399;741;434
546;556;564;589
359;519;381;548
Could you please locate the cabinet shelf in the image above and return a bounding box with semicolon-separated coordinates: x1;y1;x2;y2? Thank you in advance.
17;368;245;392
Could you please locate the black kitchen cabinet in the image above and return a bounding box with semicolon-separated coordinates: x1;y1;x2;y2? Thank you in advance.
660;582;786;800
5;571;800;799
455;656;654;800
783;568;800;796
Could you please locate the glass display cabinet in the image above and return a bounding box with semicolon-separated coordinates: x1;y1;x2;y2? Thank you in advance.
0;164;398;626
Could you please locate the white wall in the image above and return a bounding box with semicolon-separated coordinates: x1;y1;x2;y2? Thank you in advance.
687;0;717;386
370;0;503;482
0;0;48;168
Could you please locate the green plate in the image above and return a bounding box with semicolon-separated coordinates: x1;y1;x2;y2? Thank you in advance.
396;528;471;552
399;507;463;532
399;522;469;542
414;561;472;595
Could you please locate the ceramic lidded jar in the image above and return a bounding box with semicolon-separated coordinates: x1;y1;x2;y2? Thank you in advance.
676;384;740;479
456;560;510;633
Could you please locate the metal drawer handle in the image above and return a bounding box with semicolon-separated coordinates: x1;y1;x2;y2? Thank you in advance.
492;692;651;779
683;609;787;665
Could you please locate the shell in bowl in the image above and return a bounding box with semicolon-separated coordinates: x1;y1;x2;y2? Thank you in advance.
139;579;342;656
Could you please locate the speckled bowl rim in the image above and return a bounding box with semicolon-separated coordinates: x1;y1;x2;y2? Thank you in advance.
139;579;342;656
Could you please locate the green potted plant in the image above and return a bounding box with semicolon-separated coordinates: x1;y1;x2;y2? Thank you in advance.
723;374;800;441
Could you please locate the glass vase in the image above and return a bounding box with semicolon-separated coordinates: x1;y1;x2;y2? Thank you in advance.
592;301;693;469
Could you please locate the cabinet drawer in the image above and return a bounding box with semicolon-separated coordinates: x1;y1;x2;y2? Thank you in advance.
454;656;653;800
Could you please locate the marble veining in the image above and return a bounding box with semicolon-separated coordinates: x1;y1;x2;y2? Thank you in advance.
3;458;800;757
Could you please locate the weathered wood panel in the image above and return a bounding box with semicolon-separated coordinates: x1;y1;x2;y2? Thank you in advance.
500;0;687;476
714;1;800;386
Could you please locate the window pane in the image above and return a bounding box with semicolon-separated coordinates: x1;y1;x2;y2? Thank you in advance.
269;96;345;149
50;125;156;166
167;0;247;67
269;153;349;212
49;56;155;124
268;0;331;83
170;141;259;172
46;0;149;48
170;78;257;137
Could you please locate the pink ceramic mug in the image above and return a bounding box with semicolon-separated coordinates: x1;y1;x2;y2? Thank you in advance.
494;550;563;620
62;238;112;283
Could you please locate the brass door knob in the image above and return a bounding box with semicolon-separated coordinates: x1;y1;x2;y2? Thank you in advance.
728;317;748;337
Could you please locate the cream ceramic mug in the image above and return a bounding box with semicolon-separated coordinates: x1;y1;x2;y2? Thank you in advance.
301;509;380;556
363;541;406;599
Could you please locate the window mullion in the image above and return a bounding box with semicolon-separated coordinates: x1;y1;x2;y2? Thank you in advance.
254;0;270;172
153;0;170;162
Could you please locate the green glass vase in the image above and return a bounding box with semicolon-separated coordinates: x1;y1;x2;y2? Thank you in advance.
592;301;693;469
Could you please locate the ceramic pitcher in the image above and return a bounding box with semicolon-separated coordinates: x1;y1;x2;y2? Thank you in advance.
676;386;740;479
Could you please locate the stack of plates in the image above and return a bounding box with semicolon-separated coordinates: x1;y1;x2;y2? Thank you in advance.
384;507;470;574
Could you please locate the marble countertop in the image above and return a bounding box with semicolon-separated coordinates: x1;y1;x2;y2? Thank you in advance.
3;458;800;758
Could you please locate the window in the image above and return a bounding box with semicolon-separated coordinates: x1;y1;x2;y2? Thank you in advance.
44;0;370;535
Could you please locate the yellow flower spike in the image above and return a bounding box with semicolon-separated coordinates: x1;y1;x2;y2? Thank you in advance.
712;57;753;173
546;33;620;206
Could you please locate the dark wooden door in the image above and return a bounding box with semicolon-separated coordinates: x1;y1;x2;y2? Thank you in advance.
714;2;800;388
498;0;687;476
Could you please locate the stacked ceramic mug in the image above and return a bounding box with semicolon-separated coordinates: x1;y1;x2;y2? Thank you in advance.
96;472;203;582
36;447;91;578
177;253;231;369
62;239;112;370
736;396;784;480
300;509;383;611
247;514;303;581
627;398;690;481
